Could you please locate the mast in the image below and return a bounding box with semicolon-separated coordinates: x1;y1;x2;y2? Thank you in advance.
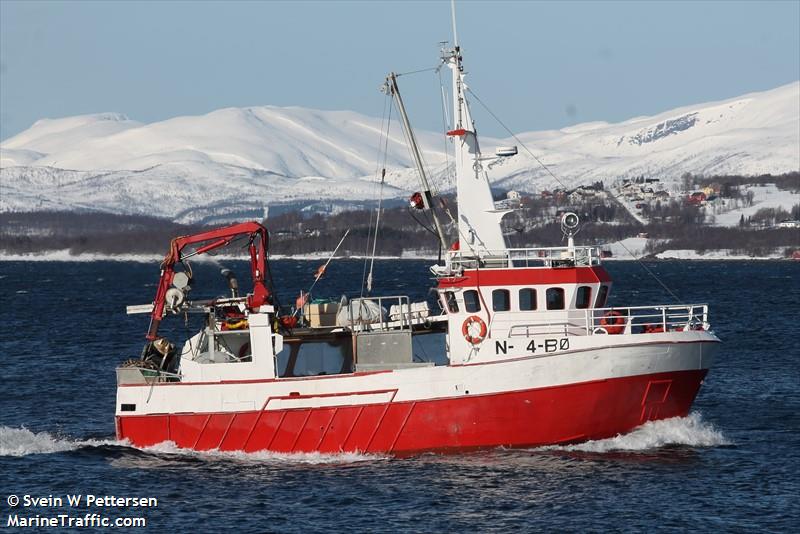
441;11;508;256
387;73;449;253
450;0;459;49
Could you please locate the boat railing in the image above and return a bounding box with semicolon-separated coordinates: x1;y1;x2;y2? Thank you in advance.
446;246;601;271
488;304;709;337
586;304;709;335
507;321;584;338
345;295;414;332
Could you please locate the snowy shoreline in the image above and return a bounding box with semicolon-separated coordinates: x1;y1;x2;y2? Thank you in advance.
0;250;441;262
0;249;794;262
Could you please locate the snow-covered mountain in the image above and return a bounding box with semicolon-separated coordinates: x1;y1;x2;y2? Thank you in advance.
486;81;799;192
1;82;797;222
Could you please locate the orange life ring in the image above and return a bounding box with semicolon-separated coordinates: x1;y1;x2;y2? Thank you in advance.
600;310;625;335
462;315;488;344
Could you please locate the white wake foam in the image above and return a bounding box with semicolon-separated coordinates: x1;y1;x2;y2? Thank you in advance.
0;427;76;456
0;425;382;463
4;414;727;460
541;413;730;453
0;426;122;457
140;440;386;465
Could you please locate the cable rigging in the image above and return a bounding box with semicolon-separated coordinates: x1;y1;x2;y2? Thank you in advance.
361;92;394;296
465;86;683;303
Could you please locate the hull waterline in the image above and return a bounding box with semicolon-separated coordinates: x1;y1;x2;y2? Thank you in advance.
116;368;708;455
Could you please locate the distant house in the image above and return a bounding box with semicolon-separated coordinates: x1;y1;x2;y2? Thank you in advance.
567;188;596;203
702;186;717;197
776;220;800;229
507;190;521;201
571;185;600;197
687;191;707;206
620;182;640;196
655;190;671;200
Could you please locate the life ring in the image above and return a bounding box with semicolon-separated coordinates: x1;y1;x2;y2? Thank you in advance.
462;315;487;345
600;311;625;335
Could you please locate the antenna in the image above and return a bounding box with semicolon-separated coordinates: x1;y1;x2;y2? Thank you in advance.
451;0;459;48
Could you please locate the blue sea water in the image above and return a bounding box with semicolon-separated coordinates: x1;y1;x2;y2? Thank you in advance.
0;259;798;532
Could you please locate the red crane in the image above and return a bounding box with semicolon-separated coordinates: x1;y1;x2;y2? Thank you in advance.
146;221;270;340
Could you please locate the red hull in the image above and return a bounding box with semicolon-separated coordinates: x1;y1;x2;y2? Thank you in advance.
116;369;707;454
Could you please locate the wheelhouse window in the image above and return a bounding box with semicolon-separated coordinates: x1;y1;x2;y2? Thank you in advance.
444;291;459;313
596;285;609;308
519;288;537;311
546;288;565;310
576;286;592;309
492;289;510;311
464;290;481;313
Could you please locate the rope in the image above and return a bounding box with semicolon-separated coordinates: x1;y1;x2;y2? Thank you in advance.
392;74;444;200
436;69;456;192
395;66;438;77
615;240;683;303
367;169;386;293
437;67;453;190
361;95;391;296
465;86;684;302
466;87;568;191
364;97;394;295
408;207;439;237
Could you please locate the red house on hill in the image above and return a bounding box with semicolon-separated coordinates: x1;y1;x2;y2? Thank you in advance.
687;191;707;205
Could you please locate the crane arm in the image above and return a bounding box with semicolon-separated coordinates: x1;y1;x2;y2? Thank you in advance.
147;221;270;340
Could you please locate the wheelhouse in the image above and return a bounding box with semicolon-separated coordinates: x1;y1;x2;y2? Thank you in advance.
434;245;709;364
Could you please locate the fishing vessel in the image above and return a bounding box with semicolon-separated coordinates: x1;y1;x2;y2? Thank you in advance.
115;20;720;454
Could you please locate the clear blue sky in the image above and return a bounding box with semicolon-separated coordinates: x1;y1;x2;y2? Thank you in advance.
1;0;798;141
